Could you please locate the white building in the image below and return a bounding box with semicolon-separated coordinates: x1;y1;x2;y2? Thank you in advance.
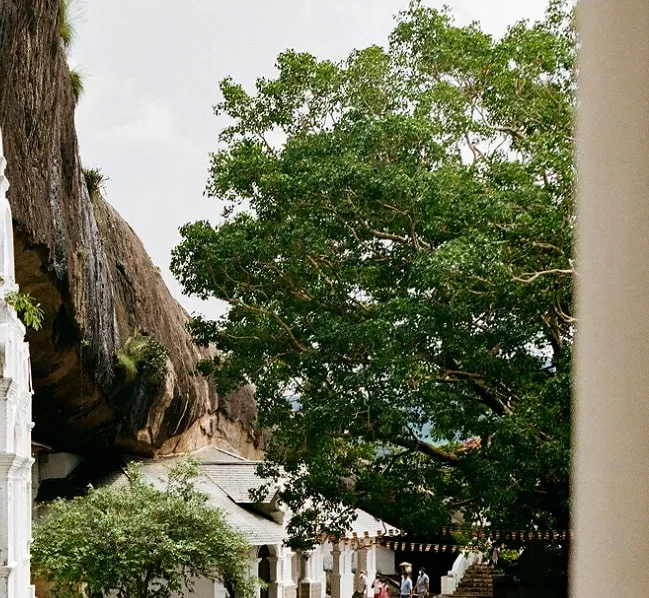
121;446;398;598
0;128;36;597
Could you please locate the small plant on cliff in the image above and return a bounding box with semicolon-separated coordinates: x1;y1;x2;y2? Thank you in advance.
83;168;108;196
59;0;76;50
116;331;169;384
4;291;44;331
70;69;84;103
31;459;256;598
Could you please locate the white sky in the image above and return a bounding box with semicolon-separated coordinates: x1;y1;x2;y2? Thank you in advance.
69;0;548;320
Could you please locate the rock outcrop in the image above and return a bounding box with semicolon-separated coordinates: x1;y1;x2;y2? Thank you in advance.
0;0;262;457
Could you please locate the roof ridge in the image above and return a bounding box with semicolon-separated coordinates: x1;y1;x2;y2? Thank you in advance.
195;446;257;463
201;460;260;465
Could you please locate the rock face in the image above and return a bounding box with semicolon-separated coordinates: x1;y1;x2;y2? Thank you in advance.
0;0;262;457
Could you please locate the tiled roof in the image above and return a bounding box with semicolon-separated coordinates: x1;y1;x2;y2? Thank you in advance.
130;462;286;546
115;450;397;545
201;463;276;504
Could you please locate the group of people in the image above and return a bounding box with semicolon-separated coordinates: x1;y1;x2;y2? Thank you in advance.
357;570;389;598
357;567;430;598
400;568;430;598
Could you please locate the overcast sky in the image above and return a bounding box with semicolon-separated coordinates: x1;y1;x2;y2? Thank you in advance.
69;0;548;321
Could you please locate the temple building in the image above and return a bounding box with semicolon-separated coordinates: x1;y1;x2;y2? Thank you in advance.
108;446;398;598
0;128;36;598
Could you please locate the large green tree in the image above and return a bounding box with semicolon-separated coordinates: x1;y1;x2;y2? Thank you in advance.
32;460;255;598
172;0;574;542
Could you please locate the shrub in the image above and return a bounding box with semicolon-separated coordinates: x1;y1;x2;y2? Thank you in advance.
31;460;256;598
116;331;169;384
83;168;108;196
59;0;76;50
70;69;84;103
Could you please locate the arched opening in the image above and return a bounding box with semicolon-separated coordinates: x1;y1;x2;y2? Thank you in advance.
258;545;272;598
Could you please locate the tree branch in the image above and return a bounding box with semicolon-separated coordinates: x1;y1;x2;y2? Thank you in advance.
449;496;479;509
207;266;310;354
392;436;459;464
512;268;573;283
438;367;510;417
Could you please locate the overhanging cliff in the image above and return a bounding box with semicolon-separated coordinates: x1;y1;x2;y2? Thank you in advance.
0;0;262;457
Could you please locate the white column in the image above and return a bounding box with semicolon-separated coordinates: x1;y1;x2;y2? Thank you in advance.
573;1;649;596
281;548;297;598
299;552;322;598
366;545;376;589
268;555;282;598
246;548;262;598
331;543;354;598
355;545;369;595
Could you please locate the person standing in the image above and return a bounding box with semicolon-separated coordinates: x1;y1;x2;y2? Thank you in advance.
359;570;369;598
491;545;500;568
415;567;429;598
400;571;413;598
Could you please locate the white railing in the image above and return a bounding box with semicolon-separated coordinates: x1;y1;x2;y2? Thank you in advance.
440;551;483;595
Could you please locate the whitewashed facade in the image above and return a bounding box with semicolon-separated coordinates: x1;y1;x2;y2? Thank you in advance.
0;128;36;598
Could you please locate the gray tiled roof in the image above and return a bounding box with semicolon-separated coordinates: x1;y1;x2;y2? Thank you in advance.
201;463;276;504
115;450;397;546
132;462;286;546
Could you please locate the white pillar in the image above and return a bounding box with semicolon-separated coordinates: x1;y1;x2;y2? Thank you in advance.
299;552;322;598
331;543;354;598
573;1;649;596
268;552;286;598
0;128;35;598
280;547;297;598
246;549;262;598
366;545;376;589
355;545;370;595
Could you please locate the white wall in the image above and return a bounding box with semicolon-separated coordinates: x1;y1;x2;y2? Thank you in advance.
375;546;395;576
38;452;83;481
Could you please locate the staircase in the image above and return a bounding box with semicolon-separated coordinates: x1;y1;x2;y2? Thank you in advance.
441;563;494;598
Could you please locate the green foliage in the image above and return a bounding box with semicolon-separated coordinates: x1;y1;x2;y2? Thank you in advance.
117;350;138;382
83;167;108;196
32;459;256;598
59;0;76;51
4;291;45;331
498;548;521;569
172;0;575;543
116;331;169;384
70;68;84;103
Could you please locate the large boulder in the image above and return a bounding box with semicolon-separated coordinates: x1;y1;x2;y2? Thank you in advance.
0;0;262;457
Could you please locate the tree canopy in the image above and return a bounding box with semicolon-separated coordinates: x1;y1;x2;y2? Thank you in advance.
171;0;575;543
31;460;255;598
